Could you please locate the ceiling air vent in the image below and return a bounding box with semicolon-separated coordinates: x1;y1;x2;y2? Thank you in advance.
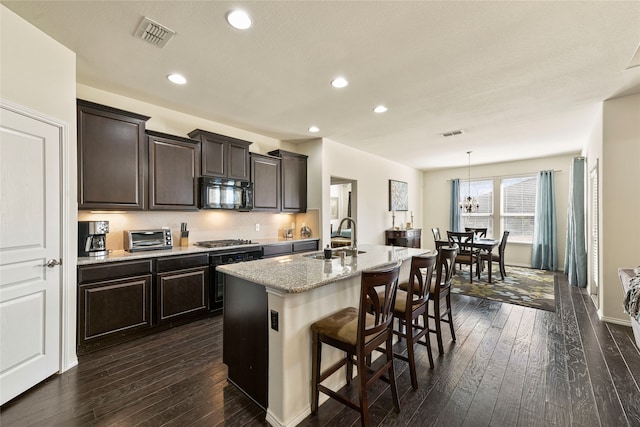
135;17;175;48
441;129;465;137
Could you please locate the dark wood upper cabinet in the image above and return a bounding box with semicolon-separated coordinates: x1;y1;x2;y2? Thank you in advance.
147;130;200;210
268;149;308;213
250;153;281;212
77;99;150;210
188;129;252;180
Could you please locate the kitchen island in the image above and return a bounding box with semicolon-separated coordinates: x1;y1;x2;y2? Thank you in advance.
217;244;429;427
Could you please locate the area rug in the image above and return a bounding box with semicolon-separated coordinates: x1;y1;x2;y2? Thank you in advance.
450;266;556;312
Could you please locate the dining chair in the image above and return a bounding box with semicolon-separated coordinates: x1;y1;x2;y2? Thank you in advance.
310;261;401;426
428;246;457;355
431;227;441;242
479;230;510;280
447;231;479;283
465;227;487;238
390;253;437;389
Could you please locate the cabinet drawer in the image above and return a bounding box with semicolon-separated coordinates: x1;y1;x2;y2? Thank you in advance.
78;259;153;283
293;240;318;253
262;243;293;258
156;253;209;273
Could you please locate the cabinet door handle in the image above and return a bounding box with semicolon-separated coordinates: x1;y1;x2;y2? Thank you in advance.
43;259;62;268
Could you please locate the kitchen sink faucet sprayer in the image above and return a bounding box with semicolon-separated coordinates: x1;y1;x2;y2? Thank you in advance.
337;217;357;255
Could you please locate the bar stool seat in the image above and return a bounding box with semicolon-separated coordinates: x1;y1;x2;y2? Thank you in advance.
310;261;402;427
310;307;377;346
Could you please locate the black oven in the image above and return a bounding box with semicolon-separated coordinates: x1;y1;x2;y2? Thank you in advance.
209;248;262;312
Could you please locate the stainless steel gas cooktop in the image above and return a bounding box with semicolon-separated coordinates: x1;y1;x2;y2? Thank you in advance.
194;239;254;248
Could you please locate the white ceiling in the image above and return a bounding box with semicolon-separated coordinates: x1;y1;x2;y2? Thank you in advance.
3;1;640;170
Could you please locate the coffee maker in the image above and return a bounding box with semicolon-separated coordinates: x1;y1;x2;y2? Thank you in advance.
78;221;109;257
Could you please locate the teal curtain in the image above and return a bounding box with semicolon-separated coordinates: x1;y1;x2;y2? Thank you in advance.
450;178;461;232
531;170;557;270
564;157;587;287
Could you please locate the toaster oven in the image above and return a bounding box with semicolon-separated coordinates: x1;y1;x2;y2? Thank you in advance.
124;229;173;252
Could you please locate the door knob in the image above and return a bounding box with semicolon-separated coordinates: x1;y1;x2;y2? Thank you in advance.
44;259;62;268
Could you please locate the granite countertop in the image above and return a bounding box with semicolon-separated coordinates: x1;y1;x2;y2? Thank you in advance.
77;237;319;266
217;244;430;294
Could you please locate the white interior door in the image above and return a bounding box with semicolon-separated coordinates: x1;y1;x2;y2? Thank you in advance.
0;104;61;405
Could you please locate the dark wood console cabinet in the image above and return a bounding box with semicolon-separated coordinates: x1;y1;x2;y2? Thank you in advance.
268;149;307;213
188;129;252;180
147;130;200;210
385;229;422;248
77;99;150;210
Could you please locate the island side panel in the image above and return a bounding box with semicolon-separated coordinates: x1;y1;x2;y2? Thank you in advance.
223;274;268;410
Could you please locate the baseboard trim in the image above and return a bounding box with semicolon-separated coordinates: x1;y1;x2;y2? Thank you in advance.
601;315;631;327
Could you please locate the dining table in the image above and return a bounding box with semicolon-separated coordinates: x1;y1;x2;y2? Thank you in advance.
436;237;500;283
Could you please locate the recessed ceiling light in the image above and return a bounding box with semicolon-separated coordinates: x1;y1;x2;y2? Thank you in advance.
167;73;187;85
331;77;348;88
226;9;252;30
308;126;320;133
373;105;388;113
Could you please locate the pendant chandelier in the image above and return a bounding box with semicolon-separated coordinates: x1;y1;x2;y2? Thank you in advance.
460;151;479;213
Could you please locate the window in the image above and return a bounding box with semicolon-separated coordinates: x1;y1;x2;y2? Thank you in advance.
500;176;536;243
461;179;493;236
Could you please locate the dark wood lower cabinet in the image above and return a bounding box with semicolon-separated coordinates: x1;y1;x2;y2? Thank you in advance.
157;266;209;323
77;254;210;354
78;274;152;354
261;239;319;258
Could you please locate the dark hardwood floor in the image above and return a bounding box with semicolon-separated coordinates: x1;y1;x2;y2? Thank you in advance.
1;273;639;426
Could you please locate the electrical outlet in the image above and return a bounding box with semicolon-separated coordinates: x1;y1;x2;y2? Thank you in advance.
255;223;260;231
270;310;279;331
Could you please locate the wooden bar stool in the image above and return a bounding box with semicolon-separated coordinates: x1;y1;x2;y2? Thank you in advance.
428;246;457;355
310;261;402;427
392;253;437;390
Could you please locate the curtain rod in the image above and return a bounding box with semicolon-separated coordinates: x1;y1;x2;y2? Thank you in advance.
446;169;563;182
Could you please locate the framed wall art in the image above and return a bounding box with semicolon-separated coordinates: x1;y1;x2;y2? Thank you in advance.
330;197;339;219
389;179;408;211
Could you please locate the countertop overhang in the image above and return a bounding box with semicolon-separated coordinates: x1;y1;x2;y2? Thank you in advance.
217;244;430;293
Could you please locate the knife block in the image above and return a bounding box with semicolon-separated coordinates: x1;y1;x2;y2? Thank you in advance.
180;231;189;246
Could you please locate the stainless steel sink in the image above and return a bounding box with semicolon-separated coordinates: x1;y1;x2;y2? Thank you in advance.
304;252;338;260
304;249;366;260
334;249;366;256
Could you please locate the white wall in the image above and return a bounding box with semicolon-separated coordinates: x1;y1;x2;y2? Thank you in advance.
317;139;424;248
422;154;577;267
0;4;78;370
599;93;640;323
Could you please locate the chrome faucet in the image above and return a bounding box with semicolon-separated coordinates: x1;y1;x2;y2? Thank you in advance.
337;217;357;255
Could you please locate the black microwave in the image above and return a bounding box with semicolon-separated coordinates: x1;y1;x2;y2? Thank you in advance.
199;177;253;211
